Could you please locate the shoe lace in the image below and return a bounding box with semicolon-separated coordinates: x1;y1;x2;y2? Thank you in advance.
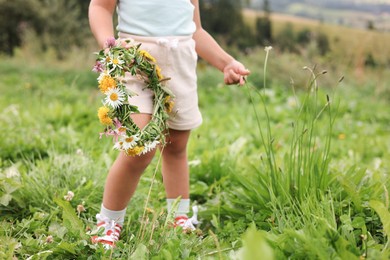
177;206;199;230
96;214;121;238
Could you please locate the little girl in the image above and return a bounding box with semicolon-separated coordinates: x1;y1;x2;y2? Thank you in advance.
88;0;250;248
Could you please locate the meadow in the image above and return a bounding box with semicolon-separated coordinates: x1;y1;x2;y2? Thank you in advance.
1;24;390;259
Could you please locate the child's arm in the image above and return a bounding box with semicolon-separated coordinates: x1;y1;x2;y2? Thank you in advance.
191;0;250;85
89;0;117;48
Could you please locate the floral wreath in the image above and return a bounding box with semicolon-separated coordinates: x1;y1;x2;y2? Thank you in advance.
93;37;174;156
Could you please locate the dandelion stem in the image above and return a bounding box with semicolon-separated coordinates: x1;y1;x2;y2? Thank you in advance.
138;147;164;241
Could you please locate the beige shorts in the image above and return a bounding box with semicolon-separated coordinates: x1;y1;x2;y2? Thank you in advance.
118;32;202;130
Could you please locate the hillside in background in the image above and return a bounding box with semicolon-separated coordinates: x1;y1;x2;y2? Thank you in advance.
249;0;390;31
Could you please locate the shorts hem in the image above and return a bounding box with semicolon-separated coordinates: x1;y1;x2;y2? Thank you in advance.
167;118;203;131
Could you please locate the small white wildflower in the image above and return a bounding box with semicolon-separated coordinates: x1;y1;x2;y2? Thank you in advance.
373;158;382;170
188;159;201;167
122;135;140;150
114;126;127;137
264;46;273;52
76;148;83;155
77;204;86;214
15;242;22;250
45;235;54;243
142;140;159;154
5;166;20;178
104;87;126;109
263;88;275;99
287;96;298;108
113;141;123;150
108;54;125;70
64;191;74;201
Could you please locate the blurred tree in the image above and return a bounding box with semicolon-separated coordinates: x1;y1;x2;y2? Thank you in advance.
255;0;272;45
36;0;90;59
200;0;256;50
275;23;297;53
0;0;42;55
0;0;90;58
316;31;330;56
365;53;377;67
366;20;375;30
200;0;244;34
296;28;312;46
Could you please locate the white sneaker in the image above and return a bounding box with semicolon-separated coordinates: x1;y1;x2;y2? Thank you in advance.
174;206;199;231
91;214;122;249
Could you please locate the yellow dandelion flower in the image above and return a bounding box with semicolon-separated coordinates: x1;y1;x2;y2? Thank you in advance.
100;116;113;126
125;146;144;156
99;75;116;93
98;106;113;125
146;207;155;214
155;66;163;80
164;96;174;113
139;50;156;63
338;133;346;140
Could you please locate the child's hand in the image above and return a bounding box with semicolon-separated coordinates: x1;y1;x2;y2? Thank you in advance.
223;60;250;86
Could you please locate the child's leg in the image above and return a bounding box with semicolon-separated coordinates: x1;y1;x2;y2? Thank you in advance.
161;129;190;200
102;114;156;211
92;114;156;247
161;129;191;217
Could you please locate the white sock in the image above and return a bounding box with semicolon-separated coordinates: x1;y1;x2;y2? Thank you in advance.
100;204;126;226
167;198;190;217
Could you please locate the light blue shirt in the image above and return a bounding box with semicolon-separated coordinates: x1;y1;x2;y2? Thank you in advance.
117;0;196;36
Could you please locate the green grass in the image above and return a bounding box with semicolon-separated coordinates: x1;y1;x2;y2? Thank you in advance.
1;44;389;259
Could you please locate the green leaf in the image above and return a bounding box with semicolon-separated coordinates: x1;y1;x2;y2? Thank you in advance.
54;198;85;239
239;224;274;260
131;243;149;260
211;214;220;229
48;222;68;239
161;249;173;260
56;242;77;254
351;217;365;229
334;236;358;259
369;200;390;237
0;194;12;206
26;250;53;260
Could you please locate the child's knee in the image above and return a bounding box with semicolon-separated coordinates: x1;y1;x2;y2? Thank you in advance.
118;150;155;171
163;141;187;157
163;129;190;156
